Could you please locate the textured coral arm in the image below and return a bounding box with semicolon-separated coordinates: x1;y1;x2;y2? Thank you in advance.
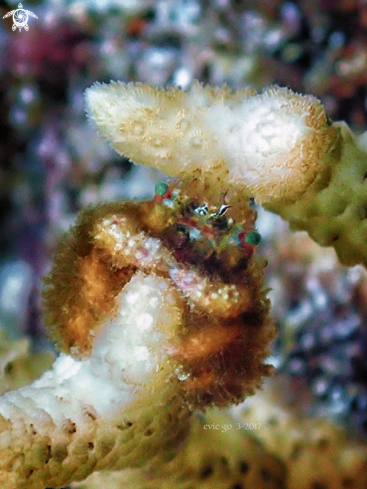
71;411;287;489
84;81;339;205
266;122;367;267
0;273;190;489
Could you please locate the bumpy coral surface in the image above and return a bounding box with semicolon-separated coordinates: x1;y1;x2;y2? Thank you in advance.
0;272;192;489
73;411;287;489
233;377;367;489
85;81;339;205
267;123;367;267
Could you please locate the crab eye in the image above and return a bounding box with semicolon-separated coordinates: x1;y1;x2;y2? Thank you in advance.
218;204;230;216
155;182;170;198
194;204;208;216
244;231;261;246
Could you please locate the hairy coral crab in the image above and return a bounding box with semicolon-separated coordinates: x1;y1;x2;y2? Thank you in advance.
43;181;275;410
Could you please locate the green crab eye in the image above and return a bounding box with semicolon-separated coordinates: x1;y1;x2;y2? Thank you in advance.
155;182;169;197
244;231;261;246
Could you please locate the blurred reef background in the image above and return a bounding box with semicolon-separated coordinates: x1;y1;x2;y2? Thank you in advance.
1;0;367;488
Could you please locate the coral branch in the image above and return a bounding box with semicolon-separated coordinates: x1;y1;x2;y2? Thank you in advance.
0;273;191;489
72;411;287;489
231;377;367;489
266;122;367;267
85;81;339;205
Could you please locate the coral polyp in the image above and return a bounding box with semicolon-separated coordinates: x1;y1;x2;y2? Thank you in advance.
43;181;274;410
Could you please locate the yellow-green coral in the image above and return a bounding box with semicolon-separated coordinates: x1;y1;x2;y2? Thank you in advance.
73;411;287;489
232;377;367;489
266;122;367;267
0;273;191;489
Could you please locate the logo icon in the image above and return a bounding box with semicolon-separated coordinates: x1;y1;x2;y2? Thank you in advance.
2;3;38;31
